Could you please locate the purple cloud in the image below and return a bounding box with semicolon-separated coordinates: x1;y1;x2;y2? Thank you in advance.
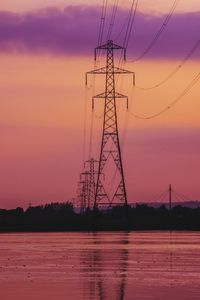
0;6;199;59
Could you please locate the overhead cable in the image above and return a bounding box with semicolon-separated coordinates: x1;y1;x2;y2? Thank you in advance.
124;0;139;49
107;0;119;40
130;72;200;120
97;0;108;50
130;0;180;63
136;39;200;90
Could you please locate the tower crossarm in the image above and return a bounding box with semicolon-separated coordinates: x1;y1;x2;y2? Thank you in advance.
92;92;129;110
86;67;135;86
80;171;90;180
95;40;126;61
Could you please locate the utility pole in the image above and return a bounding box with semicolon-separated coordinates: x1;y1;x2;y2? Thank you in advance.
86;40;135;208
169;184;172;209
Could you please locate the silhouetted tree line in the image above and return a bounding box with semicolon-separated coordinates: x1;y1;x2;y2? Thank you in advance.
0;202;200;231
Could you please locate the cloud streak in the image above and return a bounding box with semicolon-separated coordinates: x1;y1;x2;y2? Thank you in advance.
0;6;199;59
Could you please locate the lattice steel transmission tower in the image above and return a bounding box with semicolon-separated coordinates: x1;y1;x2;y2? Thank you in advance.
78;172;89;213
85;158;98;209
86;40;134;208
77;158;98;212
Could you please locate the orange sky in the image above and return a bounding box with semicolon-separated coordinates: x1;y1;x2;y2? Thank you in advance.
1;0;200;13
0;1;200;208
0;54;199;208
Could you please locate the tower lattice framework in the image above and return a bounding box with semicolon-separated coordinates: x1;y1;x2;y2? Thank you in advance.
77;158;98;211
86;40;134;208
85;158;98;210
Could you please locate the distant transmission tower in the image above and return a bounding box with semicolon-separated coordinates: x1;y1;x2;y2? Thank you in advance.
169;184;172;209
85;158;98;209
77;158;98;212
78;172;89;213
86;40;134;208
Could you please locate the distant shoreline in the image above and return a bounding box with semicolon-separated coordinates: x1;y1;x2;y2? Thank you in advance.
1;229;200;233
1;202;200;232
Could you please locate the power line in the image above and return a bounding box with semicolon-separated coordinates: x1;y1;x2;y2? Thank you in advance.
130;0;180;63
88;63;97;159
114;14;129;42
123;0;136;48
107;0;119;40
114;0;139;43
88;0;109;160
116;0;139;151
152;189;169;203
107;0;137;194
173;189;194;203
82;86;88;166
114;0;139;48
136;39;200;91
88;110;94;159
124;0;139;49
159;191;169;204
130;72;200;120
107;0;139;195
114;0;138;151
97;0;108;54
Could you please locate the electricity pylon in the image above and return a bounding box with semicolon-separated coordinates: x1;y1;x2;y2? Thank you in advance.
85;158;98;209
78;172;89;213
78;158;98;211
169;184;172;209
86;40;135;208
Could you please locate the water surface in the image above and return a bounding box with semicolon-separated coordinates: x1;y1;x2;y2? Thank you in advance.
0;231;200;299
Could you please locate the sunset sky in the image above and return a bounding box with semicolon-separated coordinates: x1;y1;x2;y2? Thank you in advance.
0;0;199;208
